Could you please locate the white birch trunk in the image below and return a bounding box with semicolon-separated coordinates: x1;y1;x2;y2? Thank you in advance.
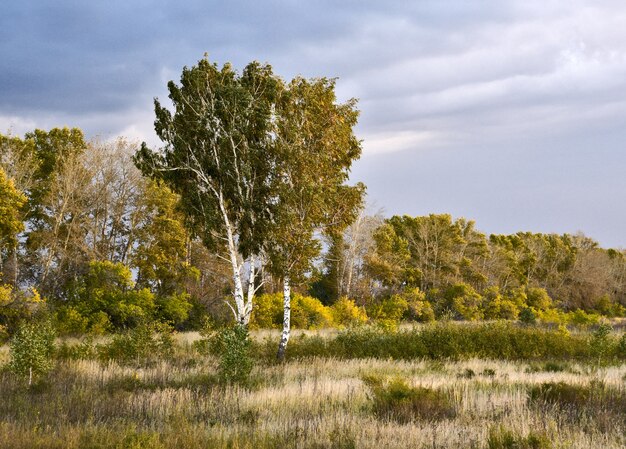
276;276;291;361
218;190;247;325
243;255;255;326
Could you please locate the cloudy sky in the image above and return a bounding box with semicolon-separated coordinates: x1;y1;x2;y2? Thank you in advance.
1;1;625;247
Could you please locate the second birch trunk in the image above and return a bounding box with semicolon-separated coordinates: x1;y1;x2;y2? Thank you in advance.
276;276;291;361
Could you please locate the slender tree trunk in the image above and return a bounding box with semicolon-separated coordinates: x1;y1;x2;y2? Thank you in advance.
219;191;246;325
277;276;291;361
28;367;32;386
244;256;255;325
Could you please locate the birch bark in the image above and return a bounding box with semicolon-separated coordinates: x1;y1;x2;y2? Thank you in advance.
276;276;291;361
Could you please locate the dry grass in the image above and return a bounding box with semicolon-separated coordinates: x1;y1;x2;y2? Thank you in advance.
0;332;624;448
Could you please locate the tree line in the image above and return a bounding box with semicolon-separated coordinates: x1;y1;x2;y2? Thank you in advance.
1;57;625;358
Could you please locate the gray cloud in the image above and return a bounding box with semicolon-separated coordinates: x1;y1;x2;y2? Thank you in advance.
1;0;625;247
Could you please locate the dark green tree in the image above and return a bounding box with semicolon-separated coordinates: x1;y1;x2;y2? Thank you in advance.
134;58;281;326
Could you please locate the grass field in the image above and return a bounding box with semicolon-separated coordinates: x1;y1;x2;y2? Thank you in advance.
0;325;624;448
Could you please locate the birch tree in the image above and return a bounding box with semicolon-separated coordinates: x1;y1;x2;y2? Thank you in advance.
134;58;280;326
267;77;365;360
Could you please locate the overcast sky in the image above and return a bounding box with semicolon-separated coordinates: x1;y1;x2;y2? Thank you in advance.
1;1;625;247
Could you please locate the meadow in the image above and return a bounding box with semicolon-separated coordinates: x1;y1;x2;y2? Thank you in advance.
0;323;625;449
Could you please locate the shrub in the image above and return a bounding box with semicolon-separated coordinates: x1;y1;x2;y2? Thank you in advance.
566;309;601;327
330;297;368;327
291;294;333;329
155;292;193;327
444;283;483;320
278;322;596;362
98;321;174;365
528;382;594;409
400;288;435;322
499;299;520;320
214;325;254;384
57;337;97;361
526;287;553;311
519;307;537;325
482;287;519;320
9;321;56;385
362;375;455;422
54;305;89;335
69;261;158;331
367;294;409;329
589;322;614;363
535;307;564;325
249;293;283;329
487;427;552;449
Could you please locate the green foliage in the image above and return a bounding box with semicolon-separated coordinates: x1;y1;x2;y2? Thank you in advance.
213;325;254;385
400;288;435;322
589;323;614;363
272;322;617;362
98;321;174;366
487;427;552;449
566;309;601;326
443;283;483;320
366;294;409;329
54;305;89;335
330;297;368;327
133;181;194;299
362;375;455;422
8;321;56;385
366;214;488;292
67;261;157;331
155;292;193;327
519;307;537;325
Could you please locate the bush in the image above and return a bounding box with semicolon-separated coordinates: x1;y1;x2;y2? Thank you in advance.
274;322;602;362
214;325;254;385
156;292;193;327
444;283;483;320
589;322;614;363
482;287;519;320
362;375;455;422
251;293;333;330
566;309;601;326
526;287;553;311
250;293;283;329
519;307;537;325
291;295;333;329
98;321;174;365
536;307;565;325
400;288;435;322
330;297;368;327
67;261;158;331
487;427;552;449
57;337;97;361
8;321;56;385
367;295;409;329
54;305;89;335
528;382;592;408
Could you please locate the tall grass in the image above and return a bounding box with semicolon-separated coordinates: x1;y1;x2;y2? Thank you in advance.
0;324;624;448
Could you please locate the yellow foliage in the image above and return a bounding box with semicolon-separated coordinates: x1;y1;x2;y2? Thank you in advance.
291;295;333;329
330;297;368;327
